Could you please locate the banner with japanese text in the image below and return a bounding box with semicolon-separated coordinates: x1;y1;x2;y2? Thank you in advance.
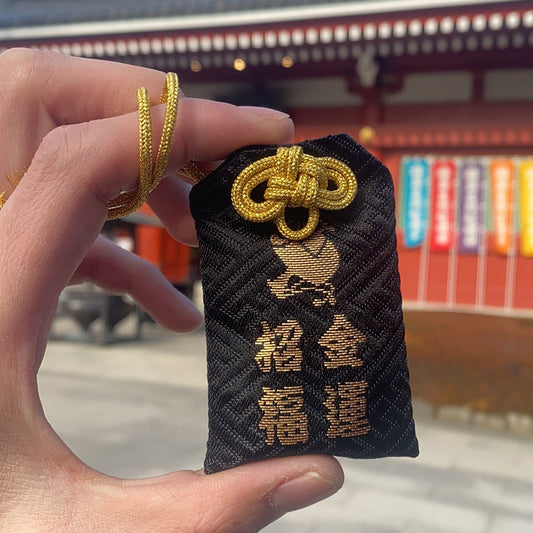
398;154;532;315
490;160;515;256
458;162;484;253
429;160;456;252
519;160;533;257
402;158;430;248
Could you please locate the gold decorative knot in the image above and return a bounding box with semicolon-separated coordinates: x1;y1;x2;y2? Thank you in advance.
231;145;357;240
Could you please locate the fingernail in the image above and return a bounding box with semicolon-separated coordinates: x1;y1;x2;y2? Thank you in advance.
270;471;339;514
239;106;290;120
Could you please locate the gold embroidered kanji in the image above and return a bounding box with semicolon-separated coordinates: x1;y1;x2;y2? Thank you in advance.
258;224;370;445
324;381;370;439
258;386;309;446
255;320;303;373
319;314;366;369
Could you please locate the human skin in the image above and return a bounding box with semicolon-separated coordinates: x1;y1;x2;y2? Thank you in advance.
0;49;344;532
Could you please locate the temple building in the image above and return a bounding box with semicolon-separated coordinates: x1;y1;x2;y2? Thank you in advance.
1;0;532;316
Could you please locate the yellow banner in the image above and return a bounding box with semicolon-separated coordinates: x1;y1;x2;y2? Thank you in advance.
520;161;533;257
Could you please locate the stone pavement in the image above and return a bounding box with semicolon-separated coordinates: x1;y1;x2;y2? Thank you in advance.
39;323;533;533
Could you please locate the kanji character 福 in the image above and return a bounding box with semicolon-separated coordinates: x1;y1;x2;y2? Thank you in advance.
258;386;309;446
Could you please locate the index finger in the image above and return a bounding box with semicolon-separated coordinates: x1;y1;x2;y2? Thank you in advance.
0;98;293;336
2;48;169;125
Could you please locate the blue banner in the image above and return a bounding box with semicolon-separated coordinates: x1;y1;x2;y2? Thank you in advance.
402;158;430;248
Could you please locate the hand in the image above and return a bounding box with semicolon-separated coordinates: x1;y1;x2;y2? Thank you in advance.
0;49;343;532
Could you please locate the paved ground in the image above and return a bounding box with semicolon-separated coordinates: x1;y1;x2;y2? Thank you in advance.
40;320;533;533
404;310;533;415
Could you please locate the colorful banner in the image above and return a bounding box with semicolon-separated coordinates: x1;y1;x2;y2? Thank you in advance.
519;161;533;257
430;160;456;252
490;160;514;256
458;162;484;253
402;159;430;248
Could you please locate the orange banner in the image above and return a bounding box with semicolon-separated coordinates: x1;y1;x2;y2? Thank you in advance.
519;161;533;257
490;160;514;255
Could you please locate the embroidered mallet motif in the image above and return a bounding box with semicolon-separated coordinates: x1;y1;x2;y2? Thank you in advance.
258;386;309;446
255;319;303;373
231;145;357;240
268;227;339;306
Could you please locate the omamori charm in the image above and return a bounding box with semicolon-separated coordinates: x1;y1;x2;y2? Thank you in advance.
190;134;418;473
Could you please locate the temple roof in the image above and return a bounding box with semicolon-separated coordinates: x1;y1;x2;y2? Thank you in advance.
0;0;519;31
0;0;529;78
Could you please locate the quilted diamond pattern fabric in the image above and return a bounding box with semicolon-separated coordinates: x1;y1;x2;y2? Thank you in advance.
190;134;418;474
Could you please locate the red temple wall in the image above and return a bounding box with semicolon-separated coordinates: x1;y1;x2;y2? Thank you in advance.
292;101;533;316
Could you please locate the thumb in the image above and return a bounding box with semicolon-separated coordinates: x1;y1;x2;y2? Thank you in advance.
156;455;344;532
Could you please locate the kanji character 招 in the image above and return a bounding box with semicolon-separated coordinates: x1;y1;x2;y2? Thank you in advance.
255;319;303;372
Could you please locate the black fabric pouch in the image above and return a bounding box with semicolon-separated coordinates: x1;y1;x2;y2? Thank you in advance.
190;134;418;474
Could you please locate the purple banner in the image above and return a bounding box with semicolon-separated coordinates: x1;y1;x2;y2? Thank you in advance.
458;162;484;253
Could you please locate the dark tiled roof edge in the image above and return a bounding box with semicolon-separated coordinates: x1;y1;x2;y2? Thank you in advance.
0;0;510;29
2;0;355;29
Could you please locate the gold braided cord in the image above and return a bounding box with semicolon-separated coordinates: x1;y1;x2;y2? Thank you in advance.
5;170;24;189
1;74;183;218
153;72;179;184
0;170;25;211
231;145;357;240
107;72;179;219
178;161;206;183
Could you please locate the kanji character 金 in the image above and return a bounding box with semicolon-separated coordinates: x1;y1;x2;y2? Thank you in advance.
319;314;365;369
